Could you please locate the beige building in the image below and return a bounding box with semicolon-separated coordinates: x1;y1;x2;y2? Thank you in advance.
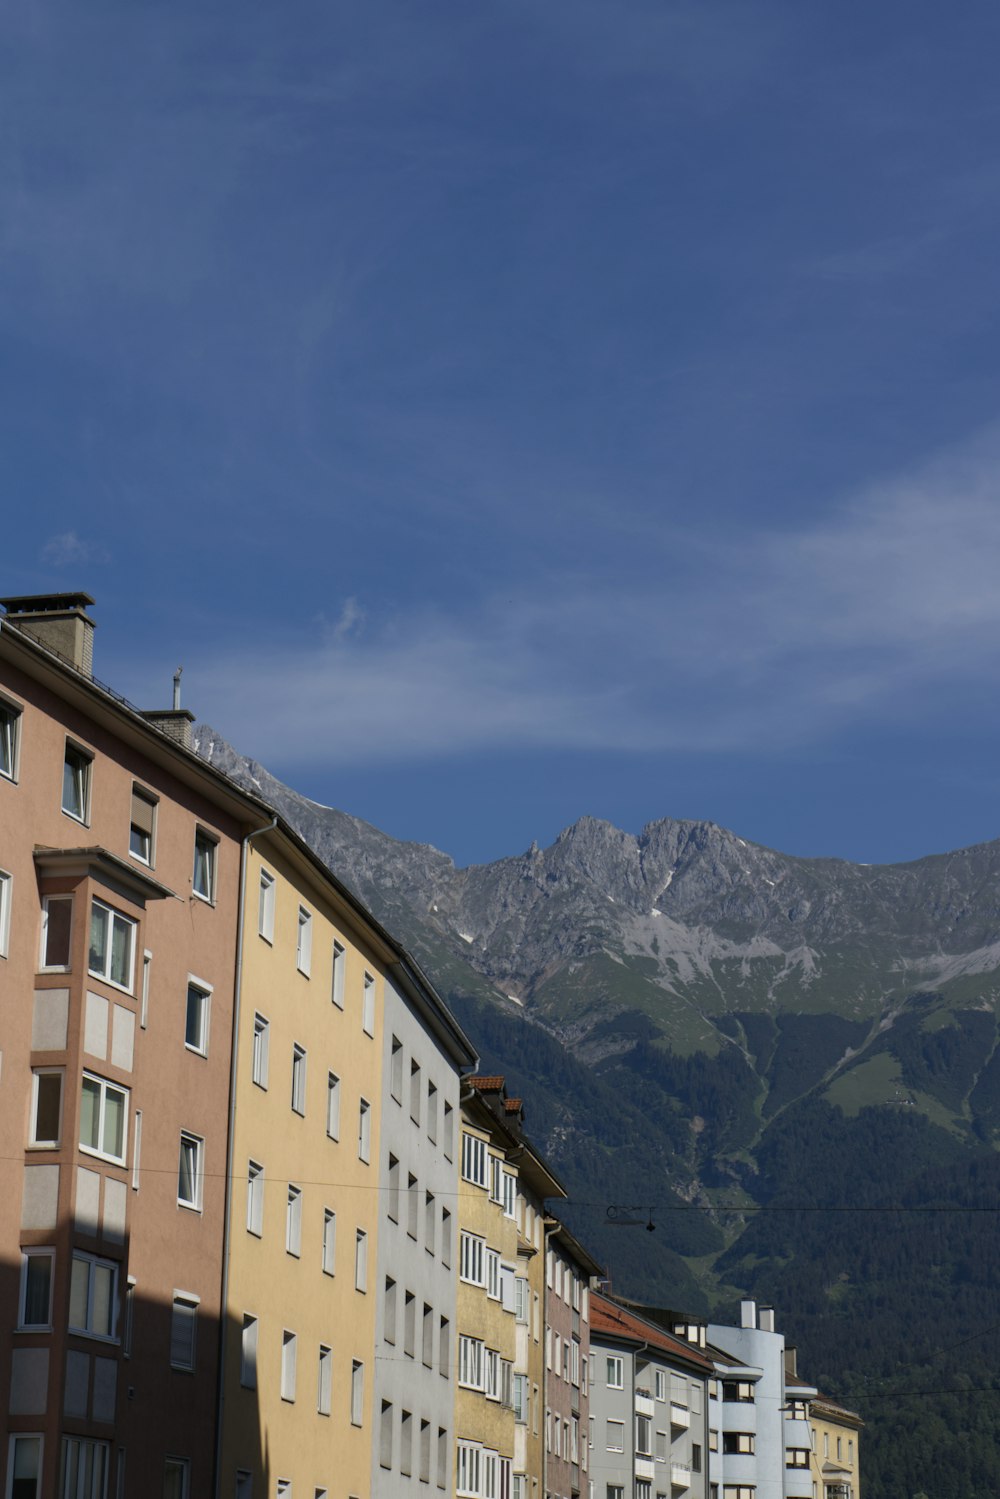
0;593;271;1499
808;1390;863;1499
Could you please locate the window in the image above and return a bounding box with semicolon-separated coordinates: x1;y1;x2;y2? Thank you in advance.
513;1373;527;1423
247;1161;264;1236
40;895;72;969
407;1174;418;1239
722;1381;754;1403
331;940;345;1007
355;1228;368;1291
722;1490;755;1499
636;1414;652;1456
281;1330;297;1401
461;1132;488;1187
388;1154;400;1222
358;1098;371;1162
317;1345;332;1415
170;1294;198;1370
425;1191;436;1254
691;1444;702;1474
123;1278;135;1356
380;1401;394;1469
241;1315;258;1388
438;1316;449;1378
291;1044;306;1115
515;1276;529;1323
80;1073;128;1164
606;1355;624;1389
184;980;211;1055
322;1209;336;1274
60;1438;109;1498
460;1232;485;1285
235;1475;252;1499
655;1369;666;1401
427;1080;438;1142
606;1420;624;1452
88;900;135;991
384;1277;397;1343
410;1060;421;1123
129;786;157;864
351;1360;364;1425
441;1208;451;1268
459;1335;484;1389
487;1249;501;1300
484;1347;500;1400
192;830;217;902
0;697;20;781
62;741;92;822
297;906;312;975
362;972;375;1035
141;950;151;1028
177;1133;203;1210
18;1249;54;1330
420;1421;431;1486
286;1185;302;1257
400;1411;413;1477
252;1015;269;1088
422;1302;433;1367
502;1170;516;1218
29;1069;63;1147
258;869;275;941
607;1488;624;1499
443;1101;454;1160
490;1155;503;1203
457;1443;481;1497
723;1434;754;1455
162;1457;189;1499
7;1435;42;1499
404;1291;416;1358
786;1450;809;1469
326;1073;340;1139
391;1036;403;1100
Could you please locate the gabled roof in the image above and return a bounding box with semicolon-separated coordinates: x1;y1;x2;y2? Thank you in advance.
591;1294;714;1374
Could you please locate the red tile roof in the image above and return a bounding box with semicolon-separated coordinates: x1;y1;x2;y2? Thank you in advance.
468;1075;505;1091
590;1294;715;1373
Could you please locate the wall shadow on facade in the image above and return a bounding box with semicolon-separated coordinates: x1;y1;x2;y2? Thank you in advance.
0;1243;268;1499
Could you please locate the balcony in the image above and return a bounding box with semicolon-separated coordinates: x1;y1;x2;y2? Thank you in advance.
670;1463;691;1489
635;1389;654;1418
669;1403;690;1429
635;1455;655;1481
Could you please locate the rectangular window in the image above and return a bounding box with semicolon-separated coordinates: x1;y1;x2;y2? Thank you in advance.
427;1080;438;1142
80;1073;128;1164
655;1369;666;1401
461;1132;488;1187
286;1185;302;1257
456;1442;481;1498
380;1400;393;1470
606;1355;624;1389
140;950;151;1028
235;1475;252;1499
723;1433;754;1455
0;697;20;781
88;899;136;991
281;1330;297;1401
8;1435;42;1499
62;741;92;822
184;980;211;1055
124;1278;135;1357
40;895;72;970
404;1291;415;1358
459;1335;484;1389
247;1161;264;1236
331;940;345;1007
460;1232;485;1286
326;1073;340;1139
420;1421;431;1486
163;1457;189;1499
129;785;157;865
636;1414;652;1456
358;1098;371;1162
18;1249;54;1330
722;1381;754;1403
362;972;375;1035
192;830;217;903
291;1044;306;1115
438;1316;449;1379
502;1170;516;1218
606;1421;624;1452
170;1293;198;1370
441;1207;451;1268
390;1036;403;1101
384;1277;397;1343
355;1228;368;1291
317;1345;332;1415
400;1410;413;1477
351;1360;364;1426
425;1191;435;1254
241;1315;258;1388
297;906;312;975
407;1174;418;1239
322;1209;336;1275
443;1101;454;1160
252;1015;269;1088
61;1438;110;1498
177;1133;203;1210
258;869;275;941
388;1154;400;1222
409;1060;421;1123
29;1069;63;1147
422;1302;433;1367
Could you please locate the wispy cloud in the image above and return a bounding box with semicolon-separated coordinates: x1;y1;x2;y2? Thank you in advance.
40;530;110;567
177;430;1000;769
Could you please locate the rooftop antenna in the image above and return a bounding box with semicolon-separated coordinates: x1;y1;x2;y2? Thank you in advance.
173;666;183;710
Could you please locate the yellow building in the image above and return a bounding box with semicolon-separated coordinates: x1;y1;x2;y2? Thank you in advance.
219;825;389;1499
455;1078;523;1498
808;1392;863;1499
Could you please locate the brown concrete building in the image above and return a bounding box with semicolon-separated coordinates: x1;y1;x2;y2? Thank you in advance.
0;594;272;1499
542;1220;601;1499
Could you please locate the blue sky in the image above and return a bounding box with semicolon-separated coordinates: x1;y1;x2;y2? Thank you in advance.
6;0;1000;867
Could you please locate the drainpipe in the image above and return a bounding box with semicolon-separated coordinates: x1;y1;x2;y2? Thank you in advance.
213;815;278;1498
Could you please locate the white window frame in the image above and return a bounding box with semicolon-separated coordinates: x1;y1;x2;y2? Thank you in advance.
326;1073;340;1140
286;1184;302;1257
140;949;151;1029
317;1343;332;1416
606;1355;624;1389
606;1420;625;1452
0;695;21;783
281;1329;297;1402
362;971;375;1035
163;1456;190;1499
62;739;92;824
28;1067;63;1148
128;784;157;866
460;1232;485;1286
351;1359;364;1426
291;1044;307;1115
177;1132;204;1211
322;1208;336;1275
184;977;211;1057
252;1014;269;1089
355;1228;368;1291
79;1072;128;1165
192;828;217;903
459;1334;485;1390
240;1314;258;1388
18;1248;54;1331
88;899;136;993
69;1251;119;1340
39;893;73;971
331;939;345;1007
358;1097;371;1163
461;1131;488;1187
61;1436;110;1499
297;906;312;976
258;868;275;942
247;1160;264;1236
486;1248;501;1300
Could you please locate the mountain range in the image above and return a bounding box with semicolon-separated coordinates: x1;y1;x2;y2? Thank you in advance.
196;727;1000;1499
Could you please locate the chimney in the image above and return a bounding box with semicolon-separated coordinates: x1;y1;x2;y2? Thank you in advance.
759;1306;775;1333
785;1346;798;1378
740;1299;757;1330
0;592;96;675
142;667;194;750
